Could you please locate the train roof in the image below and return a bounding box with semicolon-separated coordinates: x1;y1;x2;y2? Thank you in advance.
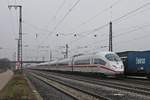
58;58;71;64
37;62;50;66
47;51;119;64
73;51;117;60
96;51;116;55
49;60;58;64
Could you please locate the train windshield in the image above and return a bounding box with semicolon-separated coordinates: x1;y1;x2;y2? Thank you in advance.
105;53;121;61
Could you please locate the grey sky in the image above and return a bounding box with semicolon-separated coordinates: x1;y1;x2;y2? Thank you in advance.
0;0;150;61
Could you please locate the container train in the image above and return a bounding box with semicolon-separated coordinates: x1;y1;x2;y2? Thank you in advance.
30;51;124;77
118;51;150;78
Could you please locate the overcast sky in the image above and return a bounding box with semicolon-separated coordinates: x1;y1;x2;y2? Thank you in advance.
0;0;150;61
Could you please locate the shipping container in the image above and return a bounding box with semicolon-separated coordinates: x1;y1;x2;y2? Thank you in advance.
127;51;150;77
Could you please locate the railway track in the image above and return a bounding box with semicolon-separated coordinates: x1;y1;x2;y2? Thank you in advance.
123;77;150;85
42;70;150;88
35;70;150;90
26;70;109;100
26;72;75;100
41;71;150;95
28;70;150;100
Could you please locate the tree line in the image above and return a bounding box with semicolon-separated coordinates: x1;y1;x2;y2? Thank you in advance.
0;58;12;72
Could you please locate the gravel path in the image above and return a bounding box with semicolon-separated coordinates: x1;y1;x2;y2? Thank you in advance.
0;70;13;90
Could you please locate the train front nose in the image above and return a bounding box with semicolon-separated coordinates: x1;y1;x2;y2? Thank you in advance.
112;63;124;73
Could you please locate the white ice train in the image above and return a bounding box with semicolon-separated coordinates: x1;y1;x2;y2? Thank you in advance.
31;52;124;77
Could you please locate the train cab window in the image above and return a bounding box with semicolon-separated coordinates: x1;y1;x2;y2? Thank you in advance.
94;59;106;65
105;54;121;61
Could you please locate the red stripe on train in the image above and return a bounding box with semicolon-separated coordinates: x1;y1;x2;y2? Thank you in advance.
100;65;116;73
70;65;97;67
68;64;116;73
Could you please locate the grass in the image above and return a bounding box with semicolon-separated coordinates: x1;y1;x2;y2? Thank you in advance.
0;70;36;100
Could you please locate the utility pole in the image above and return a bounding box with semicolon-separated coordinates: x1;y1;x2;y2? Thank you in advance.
49;49;52;61
17;39;19;62
8;5;23;69
66;44;69;58
109;21;113;52
42;56;45;62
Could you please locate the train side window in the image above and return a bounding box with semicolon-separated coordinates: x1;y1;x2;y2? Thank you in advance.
94;59;106;65
51;64;56;66
74;60;78;65
58;63;68;66
74;60;81;65
75;59;90;65
82;59;90;64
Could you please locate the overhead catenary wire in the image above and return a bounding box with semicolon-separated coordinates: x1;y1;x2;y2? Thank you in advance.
97;23;150;39
46;0;66;30
93;3;150;43
112;1;150;23
35;1;150;56
60;1;150;56
72;27;150;55
40;0;81;44
69;1;150;46
38;0;150;48
23;21;52;33
113;24;150;38
70;23;150;54
115;33;150;50
69;23;109;44
53;0;81;31
55;0;66;17
70;0;122;31
92;24;150;46
45;0;122;38
86;1;150;35
7;0;18;40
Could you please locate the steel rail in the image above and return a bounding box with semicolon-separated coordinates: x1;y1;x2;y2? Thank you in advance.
33;70;150;96
28;71;109;100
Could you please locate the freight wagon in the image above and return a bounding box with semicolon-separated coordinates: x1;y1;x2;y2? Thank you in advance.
118;51;150;78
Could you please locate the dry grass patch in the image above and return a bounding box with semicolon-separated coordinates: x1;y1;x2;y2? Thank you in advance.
0;70;36;100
